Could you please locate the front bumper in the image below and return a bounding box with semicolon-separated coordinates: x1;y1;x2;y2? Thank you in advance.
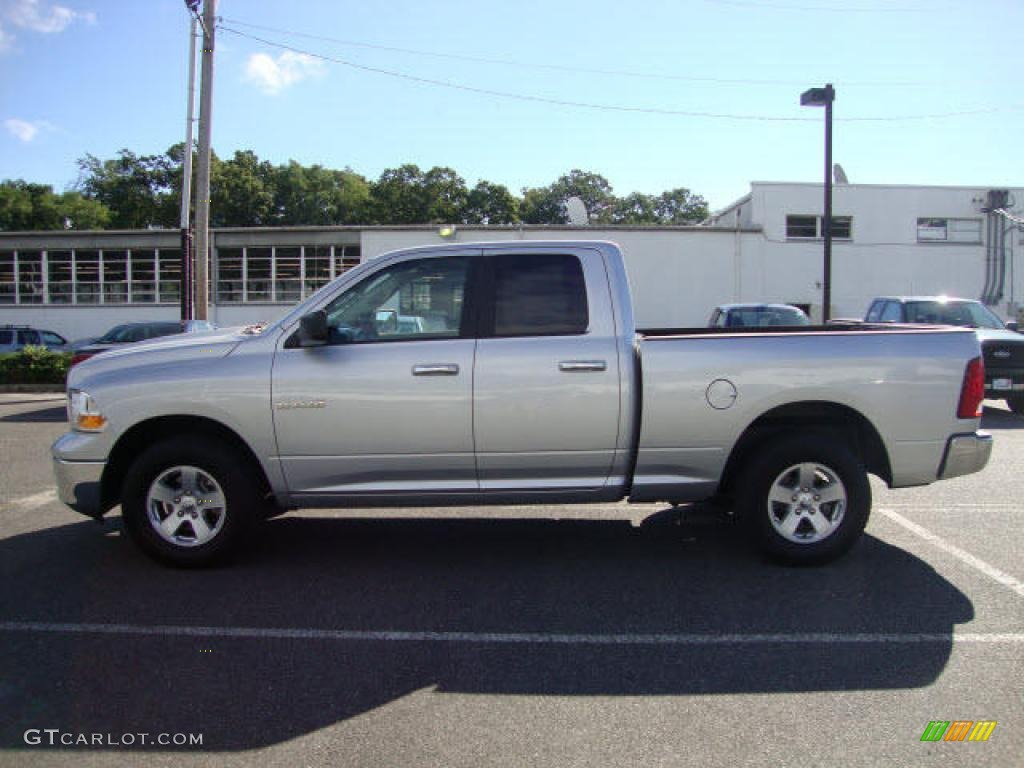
53;455;106;518
938;431;993;481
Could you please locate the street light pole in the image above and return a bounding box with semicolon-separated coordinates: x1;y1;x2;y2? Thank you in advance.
800;83;836;323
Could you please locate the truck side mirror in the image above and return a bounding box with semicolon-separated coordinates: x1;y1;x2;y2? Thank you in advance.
1006;320;1019;333
298;310;329;347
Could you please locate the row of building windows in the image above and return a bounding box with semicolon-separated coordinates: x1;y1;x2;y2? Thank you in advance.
214;245;360;304
0;249;182;306
784;215;984;244
0;245;361;306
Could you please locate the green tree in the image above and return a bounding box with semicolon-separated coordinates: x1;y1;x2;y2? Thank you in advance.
76;149;178;228
370;164;469;224
462;180;519;224
655;187;709;224
422;167;468;223
0;180;110;230
55;191;111;229
520;170;616;224
610;192;660;225
0;180;42;230
211;150;275;227
370;164;429;224
268;161;373;226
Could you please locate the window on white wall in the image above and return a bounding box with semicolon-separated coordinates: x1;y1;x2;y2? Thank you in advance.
103;250;129;304
75;250;100;304
916;218;982;243
158;249;182;304
786;215;852;240
0;253;14;304
129;250;155;303
17;252;43;304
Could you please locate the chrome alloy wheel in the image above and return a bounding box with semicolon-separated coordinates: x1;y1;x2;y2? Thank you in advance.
145;465;227;548
766;462;847;544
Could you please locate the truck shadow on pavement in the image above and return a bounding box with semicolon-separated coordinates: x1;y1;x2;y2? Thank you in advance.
0;510;973;751
981;405;1024;430
0;404;67;423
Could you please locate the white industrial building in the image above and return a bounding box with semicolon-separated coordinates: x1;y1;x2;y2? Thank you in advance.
1;181;1021;341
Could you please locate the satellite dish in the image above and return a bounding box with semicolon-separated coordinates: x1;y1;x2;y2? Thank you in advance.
833;163;849;185
565;196;589;226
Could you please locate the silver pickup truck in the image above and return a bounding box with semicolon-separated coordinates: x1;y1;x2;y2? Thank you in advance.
53;241;992;567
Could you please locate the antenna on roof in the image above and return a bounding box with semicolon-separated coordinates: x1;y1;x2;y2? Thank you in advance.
565;196;589;226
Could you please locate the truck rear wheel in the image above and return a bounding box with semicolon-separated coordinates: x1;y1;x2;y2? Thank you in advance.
738;434;870;565
122;437;258;567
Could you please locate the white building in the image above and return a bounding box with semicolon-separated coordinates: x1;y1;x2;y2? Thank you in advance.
706;181;1023;323
1;181;1021;341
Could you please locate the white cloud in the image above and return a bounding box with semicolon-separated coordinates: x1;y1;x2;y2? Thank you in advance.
5;118;38;141
4;117;54;141
244;51;324;95
0;0;95;51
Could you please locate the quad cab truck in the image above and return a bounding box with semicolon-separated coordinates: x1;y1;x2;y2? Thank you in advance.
54;242;992;567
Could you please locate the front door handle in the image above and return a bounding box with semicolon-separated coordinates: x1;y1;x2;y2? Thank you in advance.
558;360;607;372
412;364;460;376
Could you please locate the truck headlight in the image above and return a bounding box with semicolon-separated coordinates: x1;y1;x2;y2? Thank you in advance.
68;389;107;432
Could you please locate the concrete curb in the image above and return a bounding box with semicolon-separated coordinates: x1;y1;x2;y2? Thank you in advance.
0;384;65;393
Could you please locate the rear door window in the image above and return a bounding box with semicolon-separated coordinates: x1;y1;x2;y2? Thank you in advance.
880;302;902;322
489;253;588;337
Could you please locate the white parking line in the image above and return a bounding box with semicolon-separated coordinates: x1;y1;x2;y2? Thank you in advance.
0;621;1022;645
0;489;57;512
879;508;1024;598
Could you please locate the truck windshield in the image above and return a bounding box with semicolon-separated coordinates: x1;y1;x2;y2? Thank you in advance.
904;301;1005;329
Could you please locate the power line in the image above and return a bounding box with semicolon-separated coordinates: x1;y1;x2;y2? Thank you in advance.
218;16;928;88
702;0;933;11
218;25;1024;124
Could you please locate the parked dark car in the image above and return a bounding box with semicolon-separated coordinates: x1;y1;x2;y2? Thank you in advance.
70;321;215;367
708;303;810;329
865;296;1024;414
0;325;69;353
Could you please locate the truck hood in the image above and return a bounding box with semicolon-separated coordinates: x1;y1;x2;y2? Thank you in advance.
67;328;247;388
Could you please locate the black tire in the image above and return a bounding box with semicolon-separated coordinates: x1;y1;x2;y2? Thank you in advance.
122;436;261;567
737;433;871;565
1007;395;1024;416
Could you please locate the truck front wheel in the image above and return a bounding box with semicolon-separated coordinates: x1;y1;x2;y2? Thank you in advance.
121;437;258;567
738;434;871;565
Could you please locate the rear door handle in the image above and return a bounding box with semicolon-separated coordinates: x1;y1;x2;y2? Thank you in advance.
558;360;607;372
412;364;460;376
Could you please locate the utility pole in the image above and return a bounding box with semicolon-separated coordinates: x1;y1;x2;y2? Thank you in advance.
193;0;217;320
179;16;198;322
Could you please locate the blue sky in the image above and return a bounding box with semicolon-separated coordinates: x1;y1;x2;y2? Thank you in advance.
1;0;1021;209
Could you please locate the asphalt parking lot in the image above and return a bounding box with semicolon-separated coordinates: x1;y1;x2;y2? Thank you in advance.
0;393;1021;767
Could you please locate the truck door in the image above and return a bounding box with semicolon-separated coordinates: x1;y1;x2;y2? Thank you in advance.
472;249;621;492
272;252;479;499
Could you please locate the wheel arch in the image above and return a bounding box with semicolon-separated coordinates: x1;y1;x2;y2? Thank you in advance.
101;415;276;513
718;400;892;499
